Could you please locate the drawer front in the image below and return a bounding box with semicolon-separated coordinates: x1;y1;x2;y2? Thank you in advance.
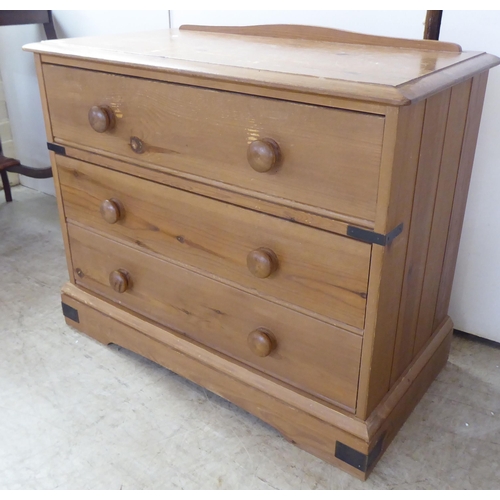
44;64;385;222
58;156;370;329
68;224;362;410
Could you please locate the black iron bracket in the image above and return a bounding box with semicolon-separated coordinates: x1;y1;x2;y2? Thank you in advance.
47;142;66;156
347;223;403;246
62;302;79;323
334;435;385;473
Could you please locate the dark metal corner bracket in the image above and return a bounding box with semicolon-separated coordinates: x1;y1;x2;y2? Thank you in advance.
347;223;403;246
335;436;384;472
47;142;66;156
62;302;79;323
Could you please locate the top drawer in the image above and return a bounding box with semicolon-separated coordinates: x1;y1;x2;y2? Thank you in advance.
43;64;385;222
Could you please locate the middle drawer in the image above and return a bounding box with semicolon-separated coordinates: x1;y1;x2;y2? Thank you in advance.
58;155;370;329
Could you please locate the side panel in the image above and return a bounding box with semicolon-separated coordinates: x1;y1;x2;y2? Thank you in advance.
434;72;490;330
389;89;453;383
362;74;489;417
412;80;472;358
357;101;425;419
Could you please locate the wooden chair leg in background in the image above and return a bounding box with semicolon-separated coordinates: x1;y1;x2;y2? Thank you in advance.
1;170;13;202
0;155;20;203
424;11;443;40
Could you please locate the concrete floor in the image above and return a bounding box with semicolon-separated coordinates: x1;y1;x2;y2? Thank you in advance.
1;185;500;489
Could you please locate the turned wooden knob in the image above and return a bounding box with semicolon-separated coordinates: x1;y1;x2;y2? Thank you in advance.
247;248;279;279
247;138;281;173
100;199;122;224
109;269;130;293
130;136;145;154
88;105;115;133
247;329;276;357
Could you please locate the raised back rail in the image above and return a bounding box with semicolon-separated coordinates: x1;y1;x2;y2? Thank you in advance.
180;24;462;53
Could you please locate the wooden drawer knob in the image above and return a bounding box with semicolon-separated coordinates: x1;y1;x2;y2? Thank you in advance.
247;139;281;173
130;136;145;154
109;269;130;293
247;248;278;279
100;199;122;224
88;105;115;133
247;329;276;357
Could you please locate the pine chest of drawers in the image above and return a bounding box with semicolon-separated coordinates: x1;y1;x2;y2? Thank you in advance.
25;25;499;479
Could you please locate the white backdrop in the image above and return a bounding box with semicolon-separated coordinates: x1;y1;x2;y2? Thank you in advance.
439;12;500;342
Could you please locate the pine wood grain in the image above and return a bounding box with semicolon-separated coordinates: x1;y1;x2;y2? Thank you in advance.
433;72;490;329
357;101;426;419
57;155;371;329
366;316;453;439
61;284;370;479
180;23;462;52
62;145;368;233
60;282;453;480
34;54;53;142
67;224;363;410
389;90;452;385
38;54;388;115
33;55;74;284
62;282;369;439
26;26;499;479
24;29;499;105
43;64;384;222
365;317;453;473
412;80;472;358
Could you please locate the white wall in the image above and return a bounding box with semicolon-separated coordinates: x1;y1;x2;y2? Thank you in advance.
440;12;500;342
0;75;20;189
0;10;170;196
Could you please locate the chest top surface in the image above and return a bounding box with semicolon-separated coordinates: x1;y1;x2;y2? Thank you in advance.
24;25;500;106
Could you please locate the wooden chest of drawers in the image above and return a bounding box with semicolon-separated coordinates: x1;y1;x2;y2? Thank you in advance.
25;25;499;479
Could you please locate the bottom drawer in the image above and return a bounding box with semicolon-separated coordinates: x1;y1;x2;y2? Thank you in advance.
67;224;362;411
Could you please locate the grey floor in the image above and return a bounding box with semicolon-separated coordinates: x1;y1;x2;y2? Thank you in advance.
1;185;500;490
